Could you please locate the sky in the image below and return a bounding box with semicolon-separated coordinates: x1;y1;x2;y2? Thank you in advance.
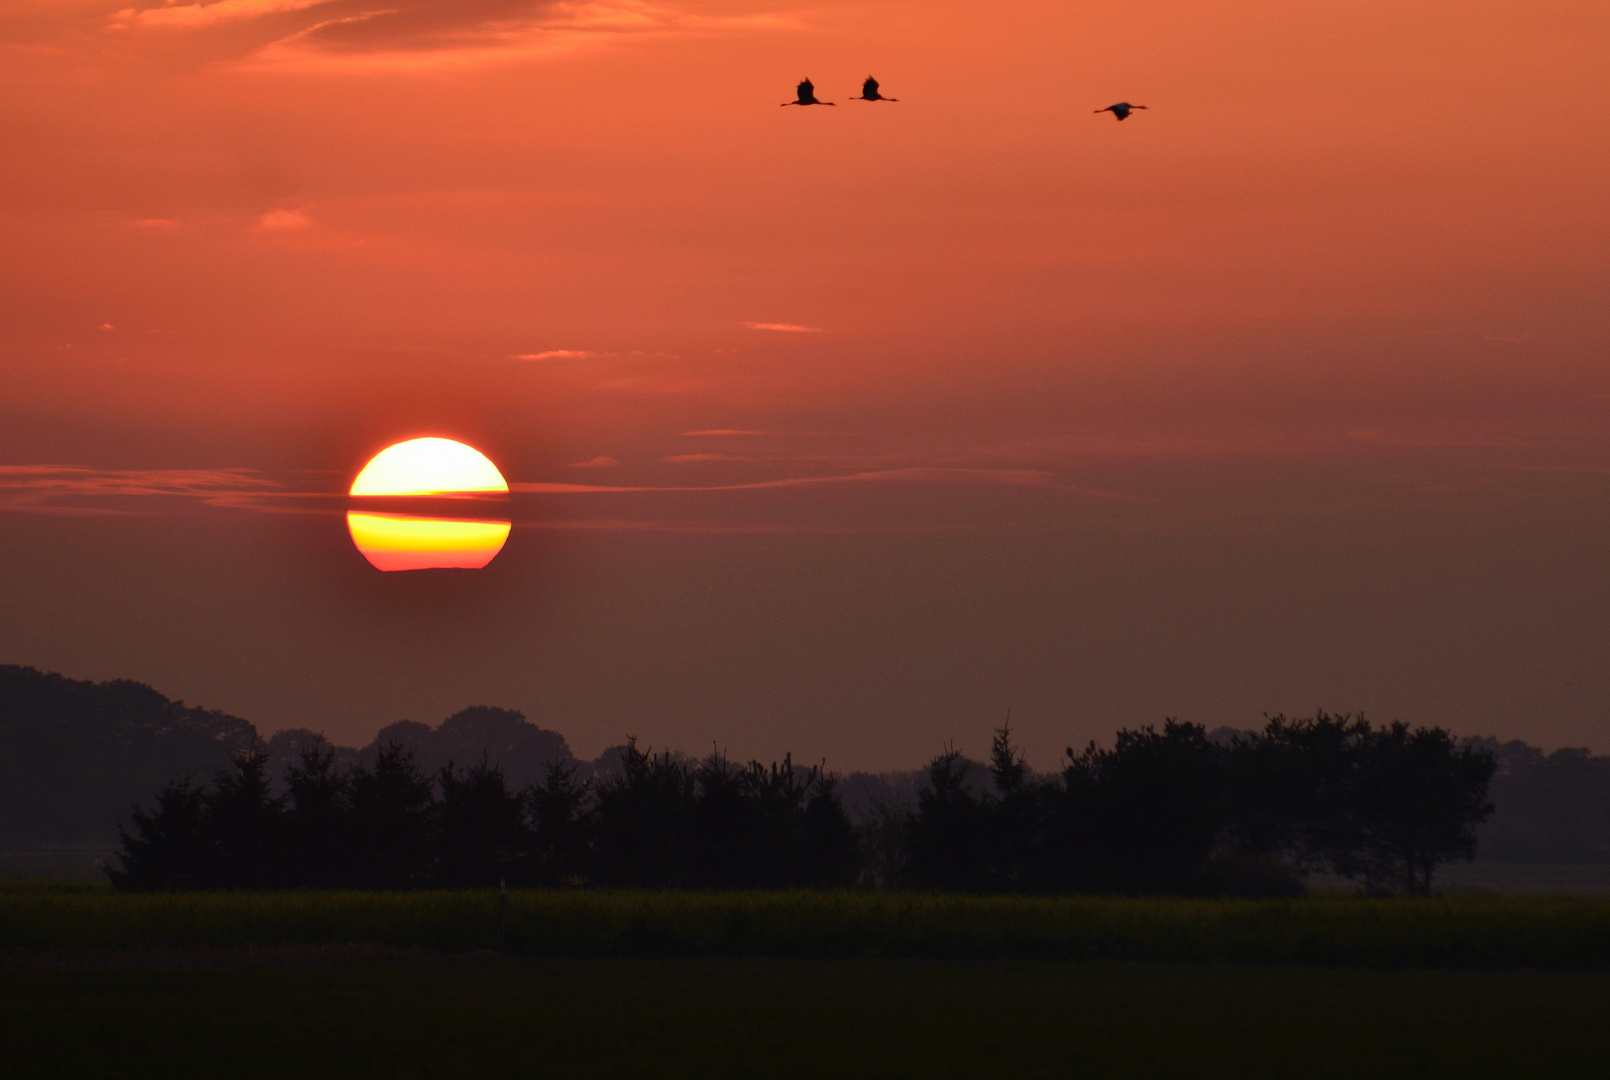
2;0;1608;770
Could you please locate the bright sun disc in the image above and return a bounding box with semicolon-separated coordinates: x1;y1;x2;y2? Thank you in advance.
347;438;511;571
350;437;508;497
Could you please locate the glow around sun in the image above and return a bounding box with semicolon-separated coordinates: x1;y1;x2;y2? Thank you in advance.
349;437;508;496
347;438;511;571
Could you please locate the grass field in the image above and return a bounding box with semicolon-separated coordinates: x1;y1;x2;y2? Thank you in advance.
4;953;1609;1078
6;882;1610;968
8;885;1609;1077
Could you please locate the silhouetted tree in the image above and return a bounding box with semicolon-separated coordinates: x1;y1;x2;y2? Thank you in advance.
856;798;909;888
590;743;858;889
434;756;530;887
905;746;988;890
791;764;860;888
591;738;695;887
346;742;435;888
1347;721;1496;894
1227;712;1364;870
528;758;594;885
687;750;754;887
724;754;855;888
281;739;354;887
199;745;285;888
982;721;1053;891
1058;721;1226;894
109;777;208;890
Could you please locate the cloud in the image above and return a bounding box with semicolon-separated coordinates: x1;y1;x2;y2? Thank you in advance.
0;466;304;515
743;322;822;333
0;461;1150;521
511;467;1149;503
663;453;742;463
512;518;988;536
514;349;593;361
107;1;799;72
112;0;334;31
254;208;313;231
681;429;762;437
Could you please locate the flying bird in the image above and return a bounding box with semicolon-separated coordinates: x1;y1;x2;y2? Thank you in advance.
782;79;834;106
850;76;897;102
1096;102;1147;121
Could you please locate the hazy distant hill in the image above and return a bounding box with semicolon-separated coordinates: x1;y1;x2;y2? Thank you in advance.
265;706;576;792
0;666;576;850
0;665;255;847
1469;738;1610;864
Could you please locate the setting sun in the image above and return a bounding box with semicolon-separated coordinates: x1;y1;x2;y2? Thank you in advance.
345;511;511;572
347;438;511;571
349;437;508;497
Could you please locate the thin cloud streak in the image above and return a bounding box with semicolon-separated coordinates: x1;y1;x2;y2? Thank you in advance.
0;466;283;513
0;466;334;516
0;464;1148;517
512;518;1020;535
241;2;797;73
254;208;314;231
112;0;333;31
512;467;1153;504
515;349;594;361
743;322;822;333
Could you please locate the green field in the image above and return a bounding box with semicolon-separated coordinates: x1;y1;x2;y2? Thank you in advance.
4;953;1609;1078
6;882;1610;968
8;886;1610;1077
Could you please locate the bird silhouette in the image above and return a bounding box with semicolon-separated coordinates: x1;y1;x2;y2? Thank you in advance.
782;79;834;106
850;76;897;102
1096;102;1147;121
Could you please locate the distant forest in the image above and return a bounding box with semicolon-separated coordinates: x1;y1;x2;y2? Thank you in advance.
4;665;1609;893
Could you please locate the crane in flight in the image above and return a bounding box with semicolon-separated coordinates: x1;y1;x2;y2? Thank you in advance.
849;76;897;102
1095;102;1147;121
782;79;834;106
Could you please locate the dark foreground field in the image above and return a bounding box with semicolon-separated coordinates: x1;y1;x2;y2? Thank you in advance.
7;883;1610;967
8;885;1610;1077
4;953;1610;1079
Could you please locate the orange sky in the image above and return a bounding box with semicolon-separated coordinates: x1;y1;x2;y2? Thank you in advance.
2;1;1608;767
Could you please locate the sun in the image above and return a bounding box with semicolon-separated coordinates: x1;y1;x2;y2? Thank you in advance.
346;438;511;571
349;437;508;496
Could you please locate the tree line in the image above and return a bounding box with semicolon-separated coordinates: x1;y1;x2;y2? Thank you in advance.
113;712;1495;895
113;738;858;891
